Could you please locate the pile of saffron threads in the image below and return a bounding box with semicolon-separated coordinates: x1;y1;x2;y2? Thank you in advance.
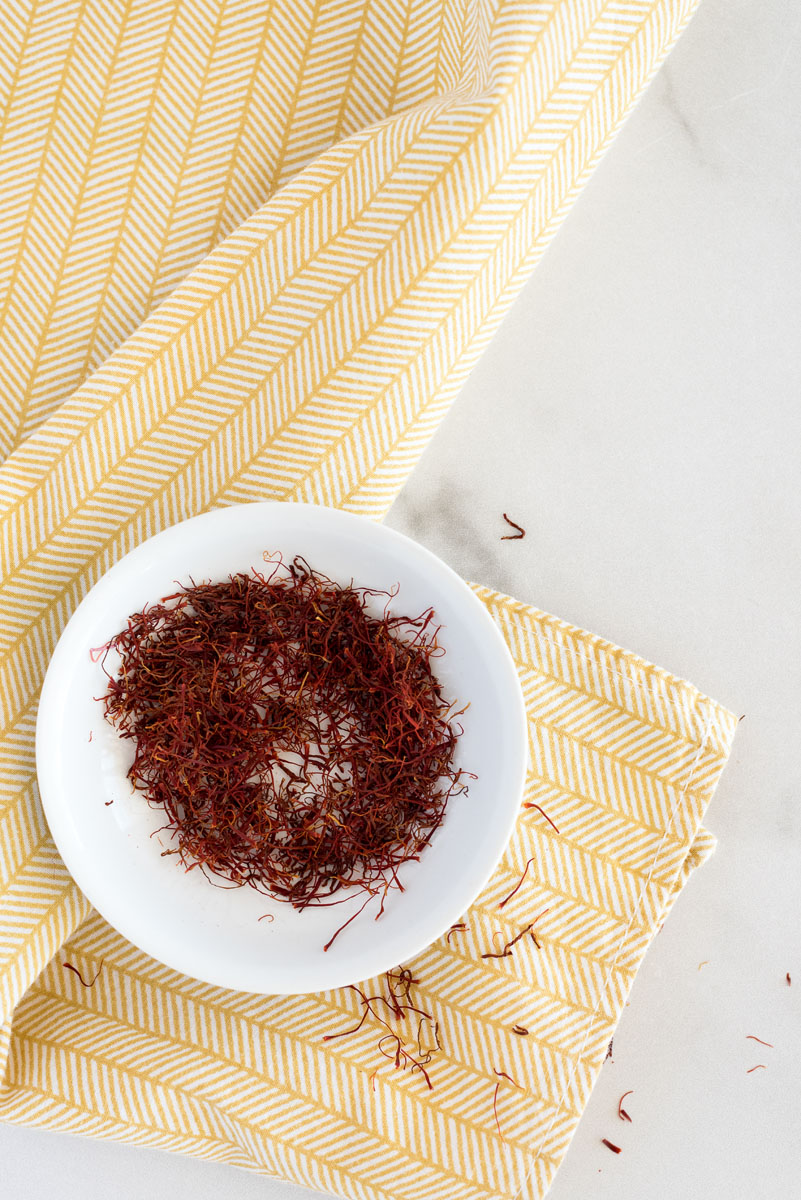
100;557;469;931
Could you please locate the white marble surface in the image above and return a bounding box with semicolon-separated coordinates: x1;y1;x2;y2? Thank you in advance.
3;0;800;1195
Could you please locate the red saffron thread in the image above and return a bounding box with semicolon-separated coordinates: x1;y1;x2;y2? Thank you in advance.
511;1024;529;1036
63;960;103;988
605;1039;614;1063
745;1035;774;1048
787;972;792;986
494;1068;524;1089
746;1064;766;1073
258;913;275;923
602;1139;622;1154
323;970;440;1089
493;1082;504;1140
498;858;534;909
618;1090;633;1122
445;922;467;946
88;731;93;743
492;1068;526;1142
99;559;472;944
323;893;375;953
523;802;560;834
482;923;534;960
501;514;526;540
482;908;549;960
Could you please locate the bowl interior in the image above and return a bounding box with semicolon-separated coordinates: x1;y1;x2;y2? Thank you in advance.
37;503;527;993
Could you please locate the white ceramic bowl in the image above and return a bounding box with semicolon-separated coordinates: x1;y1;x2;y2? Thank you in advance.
36;503;527;994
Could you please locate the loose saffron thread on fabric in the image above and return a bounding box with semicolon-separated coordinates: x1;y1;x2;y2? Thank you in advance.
323;969;441;1089
498;857;535;909
482;908;549;960
492;1082;504;1140
99;557;471;945
63;960;104;988
523;802;560;833
501;513;526;540
494;1068;524;1089
511;1024;529;1036
482;923;534;960
445;922;467;946
618;1090;633;1122
492;1068;525;1141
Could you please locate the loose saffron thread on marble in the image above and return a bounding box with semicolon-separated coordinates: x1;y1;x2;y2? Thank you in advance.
618;1090;633;1122
745;1035;774;1048
501;513;526;540
602;1139;622;1154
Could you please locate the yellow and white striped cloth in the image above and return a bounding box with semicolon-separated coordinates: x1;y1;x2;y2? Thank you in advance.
0;3;734;1198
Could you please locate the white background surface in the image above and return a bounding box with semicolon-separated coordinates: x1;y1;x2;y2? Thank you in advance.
3;0;800;1195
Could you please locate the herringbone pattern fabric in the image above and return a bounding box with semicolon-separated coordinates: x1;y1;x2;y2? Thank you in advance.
0;3;734;1198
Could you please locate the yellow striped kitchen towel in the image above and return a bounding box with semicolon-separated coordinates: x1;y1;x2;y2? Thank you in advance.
0;3;735;1199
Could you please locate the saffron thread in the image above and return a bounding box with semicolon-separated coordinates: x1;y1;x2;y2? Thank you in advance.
445;922;467;946
63;960;103;988
618;1090;633;1122
501;514;526;540
523;802;560;834
498;858;534;909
